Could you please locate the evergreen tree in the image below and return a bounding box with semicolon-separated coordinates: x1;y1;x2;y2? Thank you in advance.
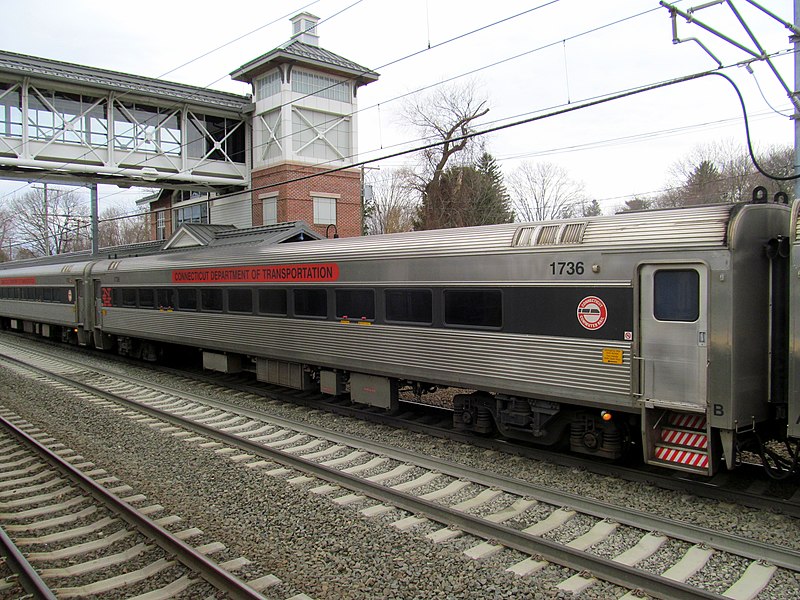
415;152;513;229
471;152;514;225
683;160;722;205
580;199;602;217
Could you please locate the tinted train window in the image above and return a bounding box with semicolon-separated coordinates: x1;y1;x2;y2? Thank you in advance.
228;288;253;314
336;289;375;320
177;288;198;311
43;287;53;302
444;289;502;328
654;270;699;322
385;289;433;324
294;289;327;318
157;289;175;310
139;289;155;309
122;288;137;307
201;288;223;312
258;289;287;315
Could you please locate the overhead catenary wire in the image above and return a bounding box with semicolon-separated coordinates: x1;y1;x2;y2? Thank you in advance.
0;0;753;204
30;53;798;242
0;0;367;203
0;0;595;230
209;63;800;209
0;0;792;240
11;140;789;255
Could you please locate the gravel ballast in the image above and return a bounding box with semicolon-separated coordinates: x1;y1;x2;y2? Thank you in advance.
1;338;799;599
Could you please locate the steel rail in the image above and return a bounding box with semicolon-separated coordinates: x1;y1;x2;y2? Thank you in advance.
99;369;800;571
0;525;56;600
5;332;799;518
0;414;267;600
144;357;800;518
1;340;799;570
0;352;728;600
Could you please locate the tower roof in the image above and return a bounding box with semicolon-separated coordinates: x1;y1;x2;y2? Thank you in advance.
230;39;378;86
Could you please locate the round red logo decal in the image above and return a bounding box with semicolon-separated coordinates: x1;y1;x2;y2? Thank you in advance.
577;296;607;330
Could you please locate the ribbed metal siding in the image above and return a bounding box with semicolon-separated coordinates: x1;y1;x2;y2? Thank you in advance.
103;311;631;398
581;205;732;250
99;205;735;275
0;301;78;325
0;260;93;279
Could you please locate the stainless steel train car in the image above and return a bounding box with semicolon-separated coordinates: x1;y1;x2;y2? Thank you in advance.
0;259;91;342
1;199;798;477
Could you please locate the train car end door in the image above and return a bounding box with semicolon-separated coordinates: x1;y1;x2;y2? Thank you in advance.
638;264;713;474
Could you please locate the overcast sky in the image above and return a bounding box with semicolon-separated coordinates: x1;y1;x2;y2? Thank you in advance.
0;0;795;213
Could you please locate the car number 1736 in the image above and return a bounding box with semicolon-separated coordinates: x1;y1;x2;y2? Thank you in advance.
549;261;585;276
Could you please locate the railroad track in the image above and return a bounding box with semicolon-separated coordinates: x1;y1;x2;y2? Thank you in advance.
202;371;800;517
0;409;287;599
0;337;797;599
14;331;799;517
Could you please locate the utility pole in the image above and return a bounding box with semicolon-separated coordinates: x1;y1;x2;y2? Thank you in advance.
361;164;379;236
43;183;49;255
795;0;799;199
662;1;800;196
89;183;99;255
31;183;51;256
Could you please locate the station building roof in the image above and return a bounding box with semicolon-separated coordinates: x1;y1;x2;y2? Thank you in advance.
0;221;322;271
164;220;322;250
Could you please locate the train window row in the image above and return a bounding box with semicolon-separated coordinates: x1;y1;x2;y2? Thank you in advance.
0;286;73;304
106;287;502;329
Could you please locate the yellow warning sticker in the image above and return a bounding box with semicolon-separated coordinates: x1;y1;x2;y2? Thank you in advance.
602;348;624;364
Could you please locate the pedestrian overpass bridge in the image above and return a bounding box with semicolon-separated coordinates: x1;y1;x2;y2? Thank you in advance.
0;50;251;192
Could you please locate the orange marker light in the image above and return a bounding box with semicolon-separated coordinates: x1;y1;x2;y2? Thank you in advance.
601;410;612;422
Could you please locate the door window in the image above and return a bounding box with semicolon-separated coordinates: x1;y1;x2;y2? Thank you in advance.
653;270;699;322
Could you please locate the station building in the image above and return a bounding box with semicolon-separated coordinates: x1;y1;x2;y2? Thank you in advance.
0;13;378;240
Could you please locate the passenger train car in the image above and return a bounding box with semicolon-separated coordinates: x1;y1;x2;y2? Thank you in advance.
1;197;798;477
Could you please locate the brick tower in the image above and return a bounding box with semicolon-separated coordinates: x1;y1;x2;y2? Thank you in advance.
230;13;379;238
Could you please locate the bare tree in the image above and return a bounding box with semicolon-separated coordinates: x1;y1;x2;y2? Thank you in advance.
401;81;490;230
10;187;90;256
0;207;13;261
509;161;588;222
653;141;795;208
751;145;795;202
429;152;514;228
364;168;417;235
99;205;149;247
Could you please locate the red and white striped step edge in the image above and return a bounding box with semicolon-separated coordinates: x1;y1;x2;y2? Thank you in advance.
668;413;706;430
654;446;709;469
660;429;709;449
